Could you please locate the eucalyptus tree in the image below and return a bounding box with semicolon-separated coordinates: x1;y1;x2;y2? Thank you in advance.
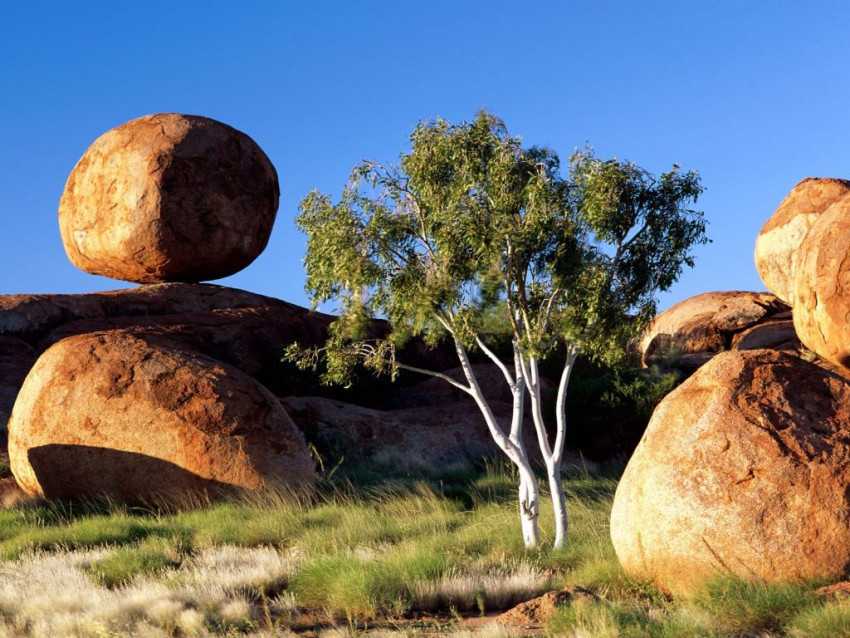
288;112;707;548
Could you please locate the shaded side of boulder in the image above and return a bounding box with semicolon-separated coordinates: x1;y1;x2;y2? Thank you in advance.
610;349;850;596
59;113;279;284
378;363;555;410
8;330;314;502
793;195;850;369
755;178;850;304
639;291;794;373
0;337;36;442
279;395;571;468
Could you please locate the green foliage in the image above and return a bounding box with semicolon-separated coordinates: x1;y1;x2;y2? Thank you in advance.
289;111;707;382
565;364;682;457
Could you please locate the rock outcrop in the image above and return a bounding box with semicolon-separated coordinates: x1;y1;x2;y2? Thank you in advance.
0;283;302;342
281;396;515;467
754;178;850;305
58;114;279;284
792;195;850;369
610;349;850;596
639;291;795;373
280;392;572;468
9;331;314;502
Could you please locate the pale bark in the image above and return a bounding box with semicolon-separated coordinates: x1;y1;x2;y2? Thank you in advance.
518;345;579;549
452;337;540;548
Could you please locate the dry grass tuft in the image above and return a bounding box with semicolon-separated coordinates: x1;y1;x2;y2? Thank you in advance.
0;545;300;637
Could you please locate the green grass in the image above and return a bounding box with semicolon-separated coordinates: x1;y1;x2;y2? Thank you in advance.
0;460;846;636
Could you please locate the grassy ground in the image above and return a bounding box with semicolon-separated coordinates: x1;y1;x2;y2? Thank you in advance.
0;459;847;637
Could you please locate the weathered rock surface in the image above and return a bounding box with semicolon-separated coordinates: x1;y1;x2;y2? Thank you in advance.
59;113;279;283
40;306;330;381
755;178;850;304
639;291;794;372
611;349;850;596
280;395;565;467
8;330;314;502
0;337;36;440
793;195;850;369
0;283;298;342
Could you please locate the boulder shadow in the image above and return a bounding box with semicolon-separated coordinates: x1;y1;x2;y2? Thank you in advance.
27;444;241;506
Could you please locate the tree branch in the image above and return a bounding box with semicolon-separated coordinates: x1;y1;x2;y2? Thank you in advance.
475;335;515;388
395;362;474;395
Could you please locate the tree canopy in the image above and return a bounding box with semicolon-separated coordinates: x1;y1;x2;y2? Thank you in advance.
292;112;706;377
289;111;707;548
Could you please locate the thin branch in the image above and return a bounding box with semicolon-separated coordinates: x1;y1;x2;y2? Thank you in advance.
552;343;579;465
475;335;515;388
396;362;474;395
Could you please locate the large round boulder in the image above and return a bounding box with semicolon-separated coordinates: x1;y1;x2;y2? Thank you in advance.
610;349;850;596
8;330;314;502
793;195;850;369
754;178;850;304
58;114;279;284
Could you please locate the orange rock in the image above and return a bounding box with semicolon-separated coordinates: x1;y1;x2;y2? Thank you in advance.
793;195;850;369
755;178;850;304
639;291;789;368
8;330;314;502
58;114;279;284
611;349;850;596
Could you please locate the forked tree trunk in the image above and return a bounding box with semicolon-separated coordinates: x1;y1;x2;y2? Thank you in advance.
520;346;579;549
452;337;541;548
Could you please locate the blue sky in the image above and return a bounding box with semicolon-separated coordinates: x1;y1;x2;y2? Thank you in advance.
2;1;849;312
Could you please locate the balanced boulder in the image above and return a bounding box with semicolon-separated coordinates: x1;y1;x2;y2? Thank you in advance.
610;349;850;596
755;178;850;305
792;195;850;369
58;114;279;284
8;330;314;502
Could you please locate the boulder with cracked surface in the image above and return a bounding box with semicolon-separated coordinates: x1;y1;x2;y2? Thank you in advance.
610;349;850;596
58;113;279;283
639;291;796;373
755;177;850;305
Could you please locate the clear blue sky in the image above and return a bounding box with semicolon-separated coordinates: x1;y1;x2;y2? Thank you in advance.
2;1;849;312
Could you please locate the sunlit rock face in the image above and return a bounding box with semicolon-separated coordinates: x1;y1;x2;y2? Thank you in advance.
8;330;314;503
792;194;850;369
58;113;279;284
754;177;850;305
611;349;850;597
638;290;795;374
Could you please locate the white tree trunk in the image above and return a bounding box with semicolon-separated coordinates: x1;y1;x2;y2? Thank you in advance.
519;347;578;549
451;337;541;548
546;461;568;548
518;469;540;547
